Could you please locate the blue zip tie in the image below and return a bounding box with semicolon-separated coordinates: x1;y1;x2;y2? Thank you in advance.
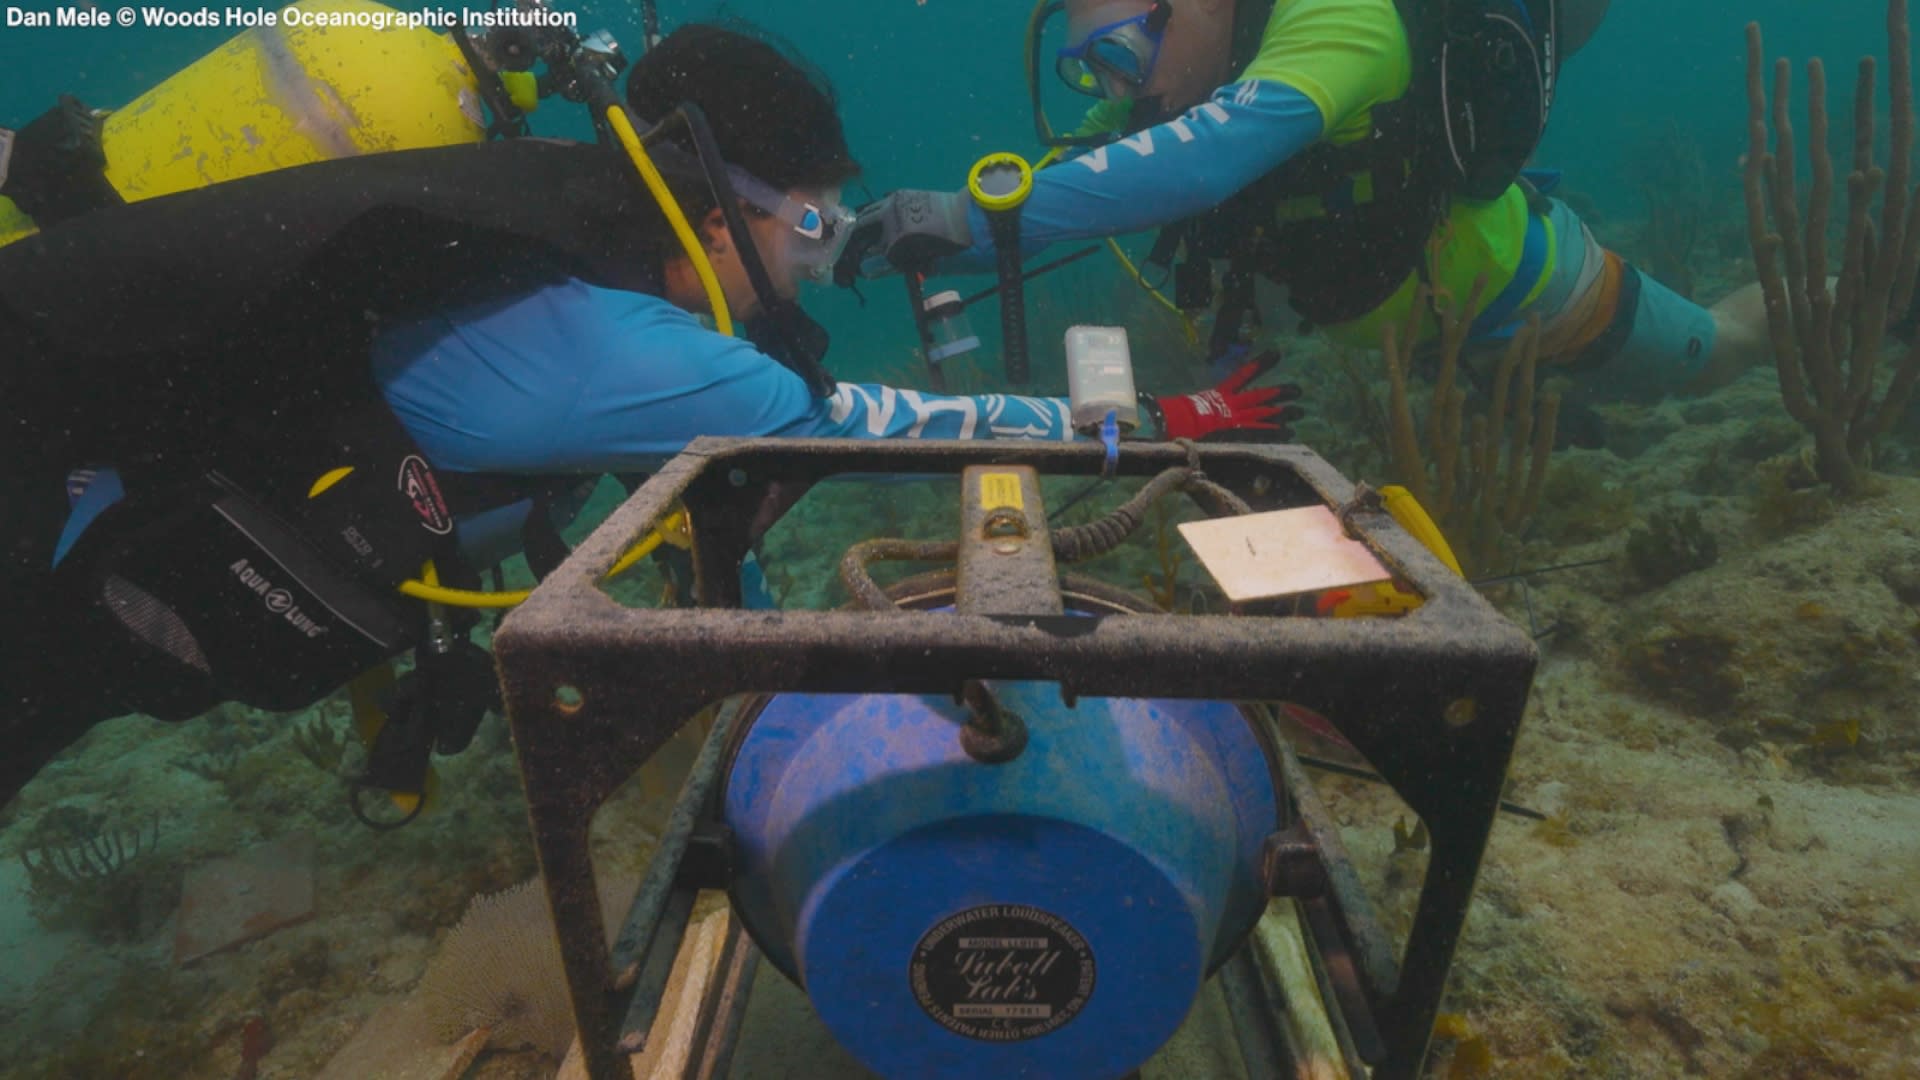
1100;409;1120;479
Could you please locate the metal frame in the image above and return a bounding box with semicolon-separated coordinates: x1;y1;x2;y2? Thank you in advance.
492;436;1537;1080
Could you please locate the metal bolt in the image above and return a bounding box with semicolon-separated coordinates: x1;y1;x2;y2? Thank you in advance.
1444;697;1477;730
983;508;1028;537
983;508;1029;556
1262;827;1326;898
728;468;749;487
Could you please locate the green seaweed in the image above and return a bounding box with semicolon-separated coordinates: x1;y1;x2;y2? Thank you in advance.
1626;627;1745;715
1831;627;1914;694
1624;507;1719;588
1531;812;1580;849
1732;952;1920;1077
291;713;349;774
1432;1012;1495;1078
14;960;219;1080
1805;716;1861;751
1747;453;1836;534
176;749;240;784
1532;454;1636;544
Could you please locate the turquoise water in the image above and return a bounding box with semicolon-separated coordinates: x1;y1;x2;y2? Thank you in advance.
2;0;1892;192
4;0;1892;369
0;0;1896;382
1540;0;1884;216
3;1;1918;1077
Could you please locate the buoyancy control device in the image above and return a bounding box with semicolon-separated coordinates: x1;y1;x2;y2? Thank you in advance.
1144;0;1563;333
0;0;810;818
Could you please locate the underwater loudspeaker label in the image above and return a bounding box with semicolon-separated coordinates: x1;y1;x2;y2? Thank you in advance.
910;904;1095;1042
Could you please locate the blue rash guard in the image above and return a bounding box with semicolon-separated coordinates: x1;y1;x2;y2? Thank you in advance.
372;277;1079;477
53;280;1082;579
375;280;1080;585
952;81;1327;271
944;4;1716;397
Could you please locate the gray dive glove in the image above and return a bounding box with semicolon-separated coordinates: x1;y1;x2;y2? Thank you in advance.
832;189;974;285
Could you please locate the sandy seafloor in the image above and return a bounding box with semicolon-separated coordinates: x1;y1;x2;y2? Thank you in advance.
1;332;1917;1078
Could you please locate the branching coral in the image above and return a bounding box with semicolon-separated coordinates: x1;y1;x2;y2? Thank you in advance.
1744;0;1920;494
1382;280;1560;577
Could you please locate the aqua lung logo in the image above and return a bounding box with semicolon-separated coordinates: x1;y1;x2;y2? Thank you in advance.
398;455;454;536
229;559;331;639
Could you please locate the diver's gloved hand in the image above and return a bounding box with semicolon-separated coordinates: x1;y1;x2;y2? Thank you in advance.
1208;341;1256;383
0;94;122;224
1144;351;1305;442
833;189;974;285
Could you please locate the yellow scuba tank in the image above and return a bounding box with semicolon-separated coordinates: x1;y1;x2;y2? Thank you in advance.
0;0;491;247
0;0;514;815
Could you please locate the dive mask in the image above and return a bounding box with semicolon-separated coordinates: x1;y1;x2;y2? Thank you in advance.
729;168;856;285
1056;1;1173;99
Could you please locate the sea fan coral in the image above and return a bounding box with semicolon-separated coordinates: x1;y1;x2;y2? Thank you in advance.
415;870;642;1061
416;878;576;1059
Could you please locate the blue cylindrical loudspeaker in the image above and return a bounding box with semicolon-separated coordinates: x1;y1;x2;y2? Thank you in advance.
722;680;1279;1079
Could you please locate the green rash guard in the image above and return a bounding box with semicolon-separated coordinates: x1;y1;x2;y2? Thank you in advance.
1073;0;1543;349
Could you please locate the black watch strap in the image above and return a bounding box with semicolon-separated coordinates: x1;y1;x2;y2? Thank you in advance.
1135;392;1166;440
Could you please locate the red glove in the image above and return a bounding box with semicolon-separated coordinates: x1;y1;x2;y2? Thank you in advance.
1150;351;1304;441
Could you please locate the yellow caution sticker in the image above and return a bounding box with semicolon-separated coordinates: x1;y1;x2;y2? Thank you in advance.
980;472;1025;512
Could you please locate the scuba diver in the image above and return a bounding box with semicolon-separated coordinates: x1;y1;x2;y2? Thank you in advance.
839;0;1774;423
0;21;1291;807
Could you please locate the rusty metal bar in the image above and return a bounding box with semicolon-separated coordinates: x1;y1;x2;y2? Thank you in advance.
493;437;1536;1080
